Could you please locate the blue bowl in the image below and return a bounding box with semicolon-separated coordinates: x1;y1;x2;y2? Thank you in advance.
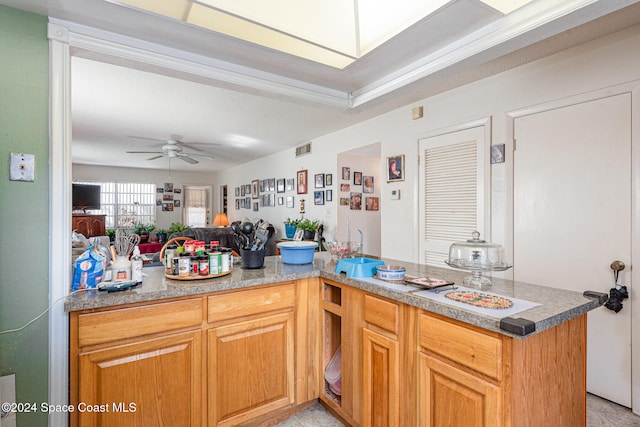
277;241;318;264
335;257;385;278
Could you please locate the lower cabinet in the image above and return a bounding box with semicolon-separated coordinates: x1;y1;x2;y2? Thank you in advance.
70;278;586;427
70;280;318;427
208;311;295;426
418;353;501;427
77;330;203;426
362;328;399;427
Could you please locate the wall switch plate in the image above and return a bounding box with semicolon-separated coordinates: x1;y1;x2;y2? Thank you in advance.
9;153;35;182
390;189;400;200
0;374;17;427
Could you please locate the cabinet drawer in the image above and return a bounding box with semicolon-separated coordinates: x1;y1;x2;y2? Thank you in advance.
419;313;503;380
364;295;399;335
77;298;203;347
208;284;295;323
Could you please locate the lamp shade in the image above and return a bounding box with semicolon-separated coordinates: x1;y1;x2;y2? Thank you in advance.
213;213;230;227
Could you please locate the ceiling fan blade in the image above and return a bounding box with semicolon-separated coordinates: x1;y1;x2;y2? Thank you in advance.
128;136;172;142
126;150;164;154
178;155;198;164
180;142;221;152
182;151;215;160
147;155;164;161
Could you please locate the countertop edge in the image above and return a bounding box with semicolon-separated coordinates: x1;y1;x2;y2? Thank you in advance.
64;254;603;338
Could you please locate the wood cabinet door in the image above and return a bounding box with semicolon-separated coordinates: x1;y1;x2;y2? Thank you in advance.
72;215;105;237
362;328;399;427
418;353;501;427
89;216;106;236
77;330;202;427
72;216;91;237
208;311;295;426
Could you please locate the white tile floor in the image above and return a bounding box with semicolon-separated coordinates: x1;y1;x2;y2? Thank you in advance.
275;394;640;426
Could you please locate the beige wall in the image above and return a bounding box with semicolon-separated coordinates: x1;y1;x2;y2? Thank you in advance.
214;24;640;265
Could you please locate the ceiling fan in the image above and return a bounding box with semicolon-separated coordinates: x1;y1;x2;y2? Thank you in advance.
126;138;215;164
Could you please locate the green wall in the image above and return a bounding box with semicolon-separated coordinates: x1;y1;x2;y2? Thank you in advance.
0;5;50;426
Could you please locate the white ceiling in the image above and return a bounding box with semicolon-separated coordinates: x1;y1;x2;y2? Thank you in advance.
3;0;640;172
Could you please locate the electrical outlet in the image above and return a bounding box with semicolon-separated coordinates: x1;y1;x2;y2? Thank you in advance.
0;374;16;427
9;153;35;182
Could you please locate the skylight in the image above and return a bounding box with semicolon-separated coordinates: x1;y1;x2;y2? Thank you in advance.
111;0;535;69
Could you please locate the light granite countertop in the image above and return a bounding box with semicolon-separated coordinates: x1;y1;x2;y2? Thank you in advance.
64;252;603;338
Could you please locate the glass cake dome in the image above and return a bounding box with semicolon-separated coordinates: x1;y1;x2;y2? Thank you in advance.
445;231;512;287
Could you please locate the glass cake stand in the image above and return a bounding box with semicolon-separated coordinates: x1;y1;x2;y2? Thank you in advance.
445;231;512;288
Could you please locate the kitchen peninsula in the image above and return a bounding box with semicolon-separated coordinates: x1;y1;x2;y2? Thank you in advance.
65;253;602;426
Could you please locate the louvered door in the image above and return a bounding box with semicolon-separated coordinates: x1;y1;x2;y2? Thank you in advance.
418;124;489;266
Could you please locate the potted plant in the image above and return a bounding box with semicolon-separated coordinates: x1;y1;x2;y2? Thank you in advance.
155;229;168;244
168;222;189;235
283;217;300;239
106;229;116;242
132;223;155;244
296;218;320;240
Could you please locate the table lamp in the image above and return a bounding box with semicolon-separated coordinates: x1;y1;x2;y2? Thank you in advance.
213;213;230;227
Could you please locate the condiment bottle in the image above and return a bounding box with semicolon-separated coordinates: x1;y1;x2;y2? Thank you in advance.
131;246;143;284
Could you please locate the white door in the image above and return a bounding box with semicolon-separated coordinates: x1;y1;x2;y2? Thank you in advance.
513;93;631;406
418;123;489;267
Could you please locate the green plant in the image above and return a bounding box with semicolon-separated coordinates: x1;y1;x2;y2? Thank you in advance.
106;229;116;242
168;222;190;234
284;217;300;226
155;228;167;235
132;222;155;235
296;218;319;232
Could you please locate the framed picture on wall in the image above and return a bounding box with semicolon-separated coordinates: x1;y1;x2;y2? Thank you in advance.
297;169;308;194
315;173;325;188
286;178;295;191
174;199;181;208
387;154;405;182
353;171;362;185
326;174;333;186
326;189;333;202
286;196;294;208
350;192;362;210
365;197;379;211
252;180;259;199
277;178;285;193
342;167;350;180
363;176;374;193
314;190;324;205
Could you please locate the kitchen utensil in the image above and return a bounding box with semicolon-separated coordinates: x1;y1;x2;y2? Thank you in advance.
251;220;273;250
230;221;242;235
113;228;140;256
241;221;254;235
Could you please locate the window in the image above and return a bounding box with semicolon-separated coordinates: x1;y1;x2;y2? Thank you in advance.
73;181;156;229
183;185;211;227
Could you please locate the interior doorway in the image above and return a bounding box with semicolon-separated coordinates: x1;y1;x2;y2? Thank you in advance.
336;143;381;257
